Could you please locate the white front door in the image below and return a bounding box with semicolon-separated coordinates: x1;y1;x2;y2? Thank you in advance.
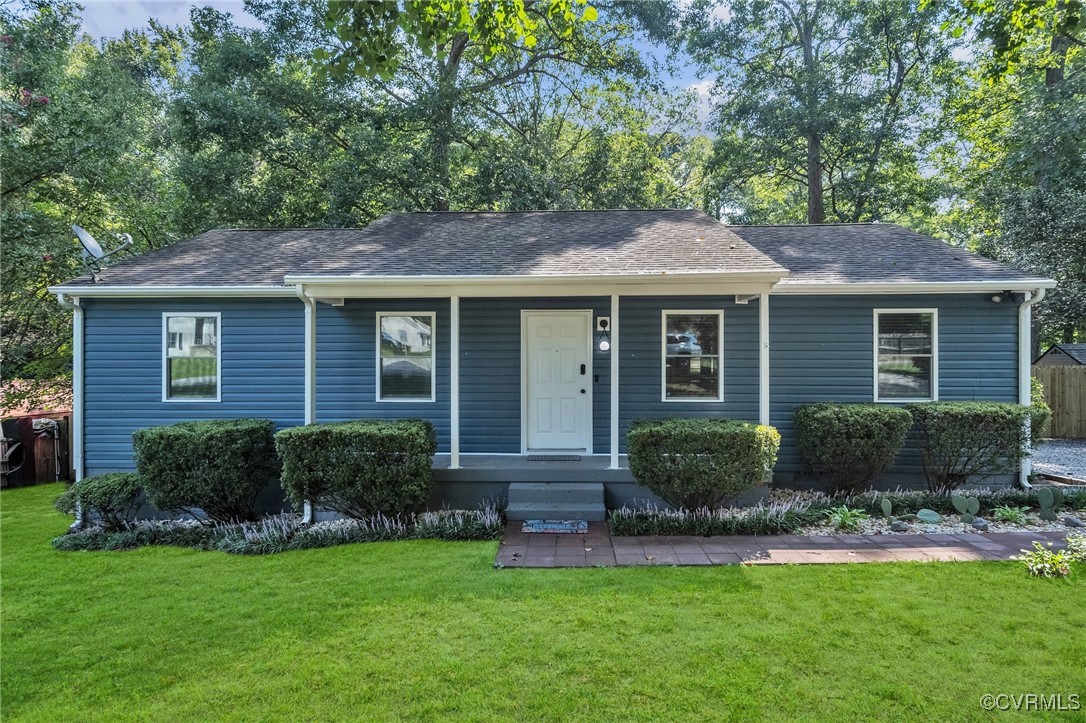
523;311;592;451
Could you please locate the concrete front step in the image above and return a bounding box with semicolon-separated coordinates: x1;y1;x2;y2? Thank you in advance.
506;483;606;521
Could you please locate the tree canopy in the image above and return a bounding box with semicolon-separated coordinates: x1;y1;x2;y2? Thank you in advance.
2;0;1082;406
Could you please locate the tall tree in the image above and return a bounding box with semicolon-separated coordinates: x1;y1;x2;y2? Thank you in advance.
1;1;183;405
669;0;957;224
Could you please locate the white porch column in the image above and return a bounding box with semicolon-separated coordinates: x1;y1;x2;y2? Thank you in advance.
610;293;620;470
759;292;770;426
450;295;460;469
298;286;317;523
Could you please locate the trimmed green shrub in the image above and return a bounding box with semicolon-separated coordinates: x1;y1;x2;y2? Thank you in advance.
133;419;278;523
54;473;143;531
793;403;912;495
626;418;781;509
275;419;437;519
1030;377;1051;443
906;402;1030;493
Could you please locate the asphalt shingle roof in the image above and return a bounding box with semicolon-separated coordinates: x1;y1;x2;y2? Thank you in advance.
1039;344;1086;365
66;210;784;287
727;223;1047;285
60;211;1048;288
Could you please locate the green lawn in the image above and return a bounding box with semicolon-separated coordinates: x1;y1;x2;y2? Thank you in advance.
3;484;1084;721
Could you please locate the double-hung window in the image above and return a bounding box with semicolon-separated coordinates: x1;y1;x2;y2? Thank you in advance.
163;313;221;401
874;309;937;402
662;310;723;401
377;312;435;401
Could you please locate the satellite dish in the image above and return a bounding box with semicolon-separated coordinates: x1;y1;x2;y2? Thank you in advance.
72;224;133;283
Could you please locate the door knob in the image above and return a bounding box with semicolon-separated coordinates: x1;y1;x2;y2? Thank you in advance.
580;389;586;394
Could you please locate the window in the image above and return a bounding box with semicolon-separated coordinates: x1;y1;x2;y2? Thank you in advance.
875;309;937;402
377;313;435;401
662;310;723;401
163;313;220;401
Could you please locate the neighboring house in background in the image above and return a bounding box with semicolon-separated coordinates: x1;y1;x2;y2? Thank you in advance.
1034;343;1086;367
49;210;1056;518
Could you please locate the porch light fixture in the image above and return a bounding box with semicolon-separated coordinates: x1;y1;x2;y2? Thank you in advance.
596;317;611;352
990;290;1015;303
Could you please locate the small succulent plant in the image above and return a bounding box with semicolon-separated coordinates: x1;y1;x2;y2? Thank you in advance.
1036;487;1065;522
880;498;893;520
951;494;981;523
916;508;942;524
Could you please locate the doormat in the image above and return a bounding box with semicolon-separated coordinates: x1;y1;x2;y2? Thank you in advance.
522;520;589;534
526;455;582;462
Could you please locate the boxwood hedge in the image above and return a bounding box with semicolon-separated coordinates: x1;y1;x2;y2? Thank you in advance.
55;472;143;531
906;402;1030;493
626;418;780;509
794;403;912;495
275;419;437;519
132;419;278;523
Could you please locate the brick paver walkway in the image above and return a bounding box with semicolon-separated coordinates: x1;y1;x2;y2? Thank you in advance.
495;522;1072;568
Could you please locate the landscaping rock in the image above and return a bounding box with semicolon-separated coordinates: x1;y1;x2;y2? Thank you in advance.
924;525;937;534
890;521;910;532
971;518;989;532
1063;516;1085;528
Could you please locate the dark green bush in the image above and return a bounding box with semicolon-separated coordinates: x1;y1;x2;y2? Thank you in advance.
275;419;437;519
1030;377;1051;443
54;473;143;531
906;402;1030;493
794;403;913;495
132;419;278;523
626;418;781;509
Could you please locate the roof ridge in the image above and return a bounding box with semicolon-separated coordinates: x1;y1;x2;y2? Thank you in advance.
726;222;903;228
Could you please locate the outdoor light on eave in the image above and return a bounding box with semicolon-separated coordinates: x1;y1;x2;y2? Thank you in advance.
990;290;1015;303
596;316;611;352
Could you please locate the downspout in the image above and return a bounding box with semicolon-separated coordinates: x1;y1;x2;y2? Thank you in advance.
296;284;317;523
55;293;84;530
1018;288;1046;488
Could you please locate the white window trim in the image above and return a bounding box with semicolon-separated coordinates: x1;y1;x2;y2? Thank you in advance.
376;311;436;403
873;308;939;403
162;312;222;403
661;309;724;403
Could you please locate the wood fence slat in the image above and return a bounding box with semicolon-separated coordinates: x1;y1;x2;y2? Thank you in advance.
1033;365;1086;438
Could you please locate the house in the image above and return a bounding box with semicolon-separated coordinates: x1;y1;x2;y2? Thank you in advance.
1034;343;1086;367
49;210;1056;518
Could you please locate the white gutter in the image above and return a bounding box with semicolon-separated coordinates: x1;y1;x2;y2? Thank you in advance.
296;285;317;523
772;280;1057;295
1018;288;1047;488
47;285;297;298
55;293;84;530
284;271;788;286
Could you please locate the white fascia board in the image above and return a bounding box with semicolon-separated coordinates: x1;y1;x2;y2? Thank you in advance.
287;272;787;299
771;280;1057;295
47;285;298;298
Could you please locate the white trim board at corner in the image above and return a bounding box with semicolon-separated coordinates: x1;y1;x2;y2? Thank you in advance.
772;280;1057;295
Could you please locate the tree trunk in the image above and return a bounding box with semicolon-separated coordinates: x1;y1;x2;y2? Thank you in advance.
430;33;470;212
806;132;824;224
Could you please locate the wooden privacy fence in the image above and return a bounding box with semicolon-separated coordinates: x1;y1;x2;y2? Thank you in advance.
1033;365;1086;439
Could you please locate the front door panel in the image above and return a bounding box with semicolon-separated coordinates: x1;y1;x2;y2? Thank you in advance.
524;312;591;451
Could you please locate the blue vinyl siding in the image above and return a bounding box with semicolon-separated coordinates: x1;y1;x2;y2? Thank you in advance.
82;298;305;477
316;299;452;451
460;297;611;453
617;296;759;451
769;294;1019;477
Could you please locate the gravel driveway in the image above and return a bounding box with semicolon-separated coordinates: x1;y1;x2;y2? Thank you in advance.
1033;439;1086;480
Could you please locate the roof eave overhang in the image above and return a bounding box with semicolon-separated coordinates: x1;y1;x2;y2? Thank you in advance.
48;285;298;298
285;271;789;298
771;279;1057;295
